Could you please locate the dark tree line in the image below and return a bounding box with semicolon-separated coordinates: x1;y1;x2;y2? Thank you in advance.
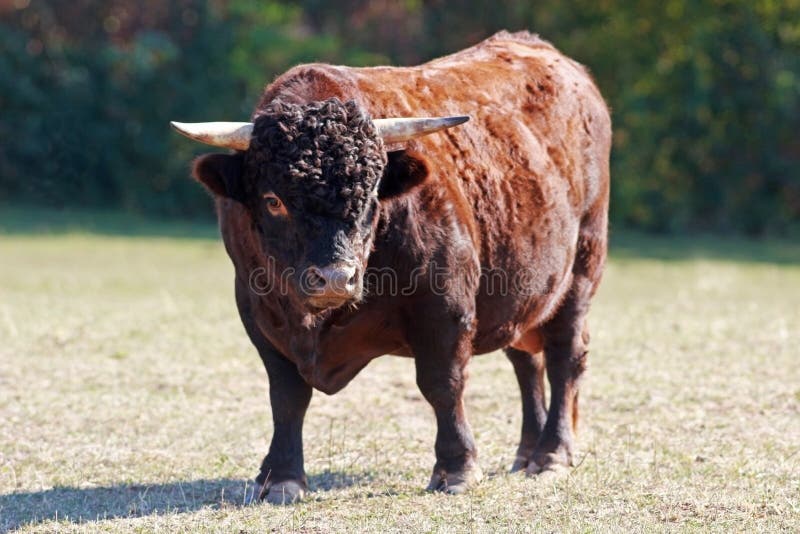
1;0;798;233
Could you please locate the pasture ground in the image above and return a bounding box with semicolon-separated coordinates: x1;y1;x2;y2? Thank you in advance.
1;209;798;532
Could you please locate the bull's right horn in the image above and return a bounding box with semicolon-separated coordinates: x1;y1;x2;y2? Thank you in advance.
373;116;470;144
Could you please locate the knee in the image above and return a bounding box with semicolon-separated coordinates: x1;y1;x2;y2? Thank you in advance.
544;337;589;379
416;372;463;408
571;348;589;377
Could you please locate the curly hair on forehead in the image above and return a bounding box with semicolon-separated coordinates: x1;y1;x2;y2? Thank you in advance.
245;98;387;221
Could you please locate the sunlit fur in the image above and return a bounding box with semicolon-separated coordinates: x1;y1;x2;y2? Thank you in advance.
192;30;612;497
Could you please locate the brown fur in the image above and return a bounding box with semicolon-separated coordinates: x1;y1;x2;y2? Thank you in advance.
196;31;611;496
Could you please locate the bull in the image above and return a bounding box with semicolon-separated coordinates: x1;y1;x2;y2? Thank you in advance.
172;31;611;503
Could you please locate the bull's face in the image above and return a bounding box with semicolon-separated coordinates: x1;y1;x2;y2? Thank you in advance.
248;172;379;312
175;98;467;313
242;99;385;310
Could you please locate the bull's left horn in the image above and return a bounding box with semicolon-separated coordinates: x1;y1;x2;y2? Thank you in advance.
170;121;253;151
373;115;469;144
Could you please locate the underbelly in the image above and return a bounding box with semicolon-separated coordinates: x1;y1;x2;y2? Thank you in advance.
471;266;573;355
509;328;544;354
388;324;544;357
472;321;545;355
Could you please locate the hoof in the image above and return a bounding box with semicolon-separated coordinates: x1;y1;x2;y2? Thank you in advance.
248;479;305;505
526;451;571;477
426;463;483;495
265;480;305;504
510;454;530;473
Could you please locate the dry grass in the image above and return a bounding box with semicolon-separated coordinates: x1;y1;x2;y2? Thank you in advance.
1;211;798;532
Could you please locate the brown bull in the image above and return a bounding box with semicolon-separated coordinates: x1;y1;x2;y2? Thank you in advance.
172;31;611;503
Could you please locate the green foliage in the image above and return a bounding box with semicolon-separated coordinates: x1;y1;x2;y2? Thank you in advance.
0;0;798;233
547;0;800;233
0;2;237;216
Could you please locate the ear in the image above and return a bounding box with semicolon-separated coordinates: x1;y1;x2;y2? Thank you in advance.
378;151;430;200
192;153;245;202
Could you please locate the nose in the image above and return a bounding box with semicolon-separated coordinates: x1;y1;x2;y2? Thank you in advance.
303;262;359;300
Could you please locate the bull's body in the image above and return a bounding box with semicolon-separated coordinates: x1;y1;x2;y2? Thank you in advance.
191;31;610;502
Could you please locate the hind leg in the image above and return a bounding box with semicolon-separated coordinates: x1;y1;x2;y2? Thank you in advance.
505;348;548;472
528;211;606;474
527;307;590;474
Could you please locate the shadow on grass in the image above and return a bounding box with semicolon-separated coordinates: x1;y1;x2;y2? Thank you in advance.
0;471;369;531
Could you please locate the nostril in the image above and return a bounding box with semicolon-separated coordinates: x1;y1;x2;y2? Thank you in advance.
305;267;327;290
305;263;358;299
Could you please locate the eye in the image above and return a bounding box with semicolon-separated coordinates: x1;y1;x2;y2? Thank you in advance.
263;193;288;217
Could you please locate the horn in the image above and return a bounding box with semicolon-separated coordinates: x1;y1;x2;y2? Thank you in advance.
170;121;253;150
170;115;470;149
373;115;470;144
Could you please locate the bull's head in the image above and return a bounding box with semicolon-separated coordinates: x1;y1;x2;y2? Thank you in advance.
172;98;468;313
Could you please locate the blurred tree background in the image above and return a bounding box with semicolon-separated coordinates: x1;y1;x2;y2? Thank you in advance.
0;0;798;234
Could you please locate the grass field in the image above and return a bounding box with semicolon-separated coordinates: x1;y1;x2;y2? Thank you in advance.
1;209;799;532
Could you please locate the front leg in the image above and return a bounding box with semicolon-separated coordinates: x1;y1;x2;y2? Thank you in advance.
410;309;482;494
253;346;312;504
236;283;311;504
